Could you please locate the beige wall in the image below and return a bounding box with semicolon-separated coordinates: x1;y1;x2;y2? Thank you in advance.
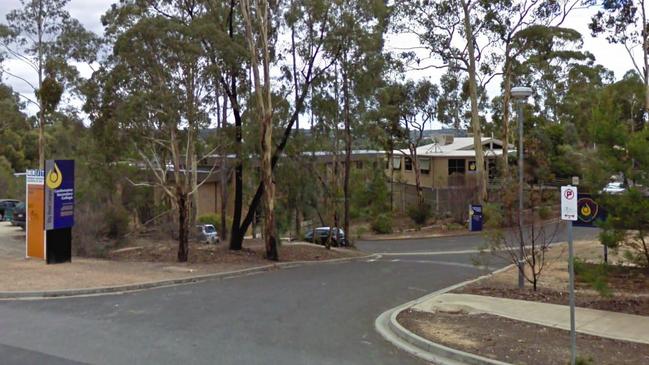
197;182;217;217
386;156;491;189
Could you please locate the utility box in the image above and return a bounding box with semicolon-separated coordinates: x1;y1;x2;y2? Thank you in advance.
469;204;483;232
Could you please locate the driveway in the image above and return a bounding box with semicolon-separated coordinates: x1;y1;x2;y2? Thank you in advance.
0;226;598;365
0;222;25;258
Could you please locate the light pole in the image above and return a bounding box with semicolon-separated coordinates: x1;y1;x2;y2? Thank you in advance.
511;86;533;289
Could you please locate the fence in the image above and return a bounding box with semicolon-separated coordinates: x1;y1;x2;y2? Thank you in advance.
391;182;479;223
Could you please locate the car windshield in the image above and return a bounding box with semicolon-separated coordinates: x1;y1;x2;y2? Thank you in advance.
203;225;216;233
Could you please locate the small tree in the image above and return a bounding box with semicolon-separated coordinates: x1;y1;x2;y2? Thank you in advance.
600;189;649;268
481;185;563;291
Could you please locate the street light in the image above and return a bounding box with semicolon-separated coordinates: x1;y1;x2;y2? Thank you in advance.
511;86;533;289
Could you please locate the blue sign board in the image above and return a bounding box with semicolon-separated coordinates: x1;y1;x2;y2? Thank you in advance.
469;204;483;232
45;160;75;230
573;194;606;228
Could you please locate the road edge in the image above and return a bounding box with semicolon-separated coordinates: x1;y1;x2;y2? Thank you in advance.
0;253;378;300
375;264;515;365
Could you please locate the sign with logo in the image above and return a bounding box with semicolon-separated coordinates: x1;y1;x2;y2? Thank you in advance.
468;161;477;172
45;160;75;230
469;204;483;231
26;169;45;259
573;194;606;228
561;186;578;221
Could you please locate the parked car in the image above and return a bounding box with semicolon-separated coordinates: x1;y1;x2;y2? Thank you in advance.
196;224;219;244
11;202;25;230
0;199;20;221
601;182;626;195
304;227;348;247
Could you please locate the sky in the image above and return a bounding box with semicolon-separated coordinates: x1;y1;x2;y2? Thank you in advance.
0;0;641;126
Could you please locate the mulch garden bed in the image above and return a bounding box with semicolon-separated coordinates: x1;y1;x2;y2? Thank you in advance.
398;309;649;365
108;238;363;265
458;264;649;316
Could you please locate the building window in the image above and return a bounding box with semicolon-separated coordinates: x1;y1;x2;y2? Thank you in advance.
404;157;413;171
419;158;430;175
356;161;363;169
392;156;401;171
448;159;466;175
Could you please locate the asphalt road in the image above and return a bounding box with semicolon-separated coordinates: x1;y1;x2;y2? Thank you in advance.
0;226;597;365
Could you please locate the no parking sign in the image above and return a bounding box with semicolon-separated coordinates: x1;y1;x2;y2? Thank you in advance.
561;186;578;221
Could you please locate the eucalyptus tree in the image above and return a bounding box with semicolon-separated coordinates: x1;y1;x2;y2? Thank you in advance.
0;0;99;168
98;1;215;262
386;80;439;204
480;0;588;173
590;0;649;117
394;0;491;202
323;0;389;243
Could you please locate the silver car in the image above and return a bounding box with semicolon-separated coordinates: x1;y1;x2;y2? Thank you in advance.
196;224;219;244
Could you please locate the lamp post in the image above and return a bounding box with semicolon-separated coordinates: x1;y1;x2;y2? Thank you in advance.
511;86;533;289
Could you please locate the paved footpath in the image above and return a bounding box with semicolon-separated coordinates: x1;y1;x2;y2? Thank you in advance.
412;293;649;345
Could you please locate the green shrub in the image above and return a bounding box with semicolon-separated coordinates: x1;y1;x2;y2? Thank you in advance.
198;213;231;231
573;355;594;365
104;204;130;239
371;214;393;234
407;202;431;226
574;258;611;297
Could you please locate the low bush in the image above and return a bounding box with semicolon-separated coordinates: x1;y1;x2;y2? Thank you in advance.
105;204;130;239
574;258;611;297
371;214;393;234
407;202;431;226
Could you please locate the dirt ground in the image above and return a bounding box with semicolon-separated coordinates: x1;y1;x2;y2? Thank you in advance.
108;236;364;264
459;240;649;315
0;222;363;292
398;309;649;365
356;217;468;241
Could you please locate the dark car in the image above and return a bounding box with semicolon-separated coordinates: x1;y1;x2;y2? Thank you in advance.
11;202;25;230
0;199;20;221
304;227;348;247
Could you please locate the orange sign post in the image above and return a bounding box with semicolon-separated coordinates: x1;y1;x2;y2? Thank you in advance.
26;170;45;260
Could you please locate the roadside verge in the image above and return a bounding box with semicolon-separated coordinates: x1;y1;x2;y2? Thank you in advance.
0;253;377;300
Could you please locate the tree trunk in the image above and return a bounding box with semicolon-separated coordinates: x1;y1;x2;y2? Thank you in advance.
501;56;512;177
643;1;649;118
228;0;244;251
295;207;301;239
461;0;487;203
220;93;229;241
261;114;278;260
37;1;45;169
177;190;189;262
342;63;352;246
410;146;423;205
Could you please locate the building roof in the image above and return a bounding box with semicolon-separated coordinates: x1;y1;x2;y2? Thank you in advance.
396;137;506;158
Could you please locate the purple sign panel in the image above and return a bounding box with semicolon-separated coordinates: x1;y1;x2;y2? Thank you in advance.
45;160;75;230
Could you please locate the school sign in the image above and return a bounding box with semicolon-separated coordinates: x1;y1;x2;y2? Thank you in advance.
26;160;75;264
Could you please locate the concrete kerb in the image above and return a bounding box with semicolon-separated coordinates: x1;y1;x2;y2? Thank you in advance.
0;253;378;300
375;264;516;365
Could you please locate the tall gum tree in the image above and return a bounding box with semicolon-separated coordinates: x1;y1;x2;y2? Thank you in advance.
0;0;100;169
99;1;216;262
590;0;649;118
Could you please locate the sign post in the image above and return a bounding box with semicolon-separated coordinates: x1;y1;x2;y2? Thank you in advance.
44;160;75;264
26;169;45;259
561;185;578;365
